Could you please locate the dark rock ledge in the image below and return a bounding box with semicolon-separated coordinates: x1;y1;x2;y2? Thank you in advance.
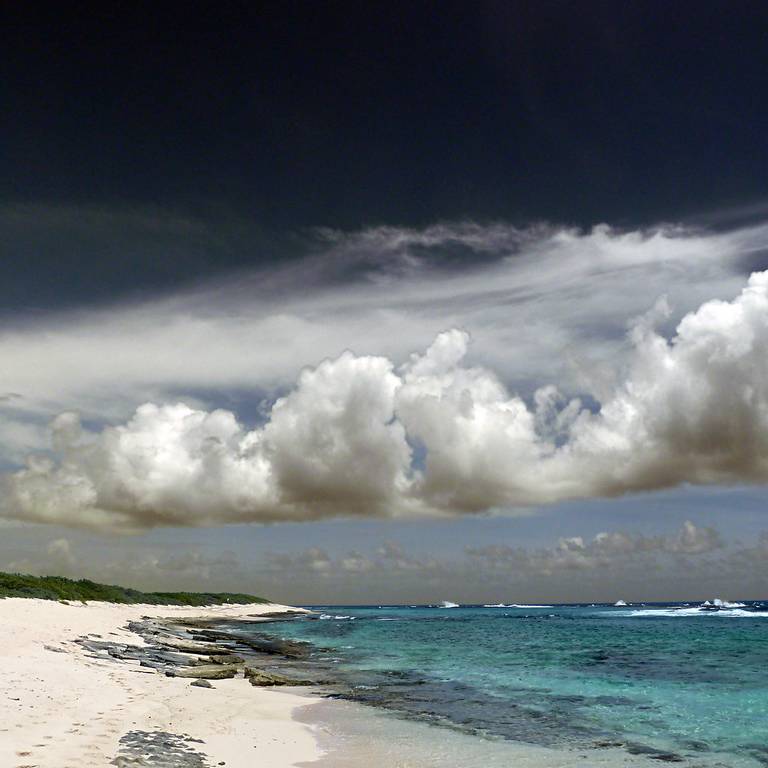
75;613;325;688
70;612;334;765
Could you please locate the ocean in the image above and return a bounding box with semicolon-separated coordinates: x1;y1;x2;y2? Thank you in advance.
238;602;768;767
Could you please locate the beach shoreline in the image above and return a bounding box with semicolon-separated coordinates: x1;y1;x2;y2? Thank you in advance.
0;597;324;767
3;598;763;768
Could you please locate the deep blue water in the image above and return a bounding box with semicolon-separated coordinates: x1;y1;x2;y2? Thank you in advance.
245;602;768;766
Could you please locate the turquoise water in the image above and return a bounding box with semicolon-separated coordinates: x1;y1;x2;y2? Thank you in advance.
252;602;768;766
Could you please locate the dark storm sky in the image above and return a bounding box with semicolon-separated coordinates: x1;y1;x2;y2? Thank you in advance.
2;2;768;307
4;4;768;600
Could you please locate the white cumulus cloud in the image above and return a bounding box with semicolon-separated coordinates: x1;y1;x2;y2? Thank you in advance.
2;268;768;530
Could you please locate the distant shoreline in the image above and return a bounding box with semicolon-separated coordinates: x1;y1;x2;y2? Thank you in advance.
0;570;270;606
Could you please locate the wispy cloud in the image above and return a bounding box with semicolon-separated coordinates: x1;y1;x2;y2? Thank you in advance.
0;219;757;430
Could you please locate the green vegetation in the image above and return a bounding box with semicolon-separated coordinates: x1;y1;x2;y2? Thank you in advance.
0;571;268;605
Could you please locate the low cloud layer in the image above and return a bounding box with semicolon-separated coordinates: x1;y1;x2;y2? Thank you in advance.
467;520;724;575
6;520;757;604
3;269;768;530
270;521;727;585
236;521;768;603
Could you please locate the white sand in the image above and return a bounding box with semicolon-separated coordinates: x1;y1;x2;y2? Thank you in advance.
0;598;323;767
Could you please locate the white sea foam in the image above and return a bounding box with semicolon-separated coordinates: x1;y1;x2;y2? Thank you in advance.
483;603;553;608
439;601;460;608
613;606;768;618
711;598;747;608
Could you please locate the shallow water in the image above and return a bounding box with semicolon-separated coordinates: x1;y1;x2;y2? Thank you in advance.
295;696;683;768
243;602;768;766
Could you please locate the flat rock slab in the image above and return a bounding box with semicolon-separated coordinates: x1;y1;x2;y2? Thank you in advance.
193;629;309;658
155;636;224;654
244;667;313;686
166;664;240;680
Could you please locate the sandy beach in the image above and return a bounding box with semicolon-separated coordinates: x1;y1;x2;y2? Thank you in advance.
0;598;322;768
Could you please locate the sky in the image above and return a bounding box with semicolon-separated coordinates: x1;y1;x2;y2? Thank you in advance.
2;3;768;603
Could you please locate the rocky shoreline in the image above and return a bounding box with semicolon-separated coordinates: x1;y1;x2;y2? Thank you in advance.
65;611;333;766
60;607;699;768
75;611;329;691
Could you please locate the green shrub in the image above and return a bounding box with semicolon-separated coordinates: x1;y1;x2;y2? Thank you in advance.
0;571;267;605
